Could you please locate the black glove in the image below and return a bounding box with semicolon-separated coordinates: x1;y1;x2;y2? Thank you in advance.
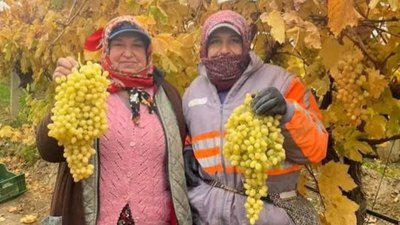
183;149;201;187
251;87;287;116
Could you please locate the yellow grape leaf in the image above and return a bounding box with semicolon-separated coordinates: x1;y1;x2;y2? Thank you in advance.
20;214;38;224
153;34;184;57
320;36;345;70
387;104;400;135
260;10;285;44
364;115;387;138
253;33;268;60
177;33;196;47
318;161;357;196
343;139;373;161
310;75;330;97
134;15;157;32
95;17;108;29
388;0;399;10
327;0;360;36
370;89;397;115
159;56;178;73
0;125;14;138
324;194;359;225
152;36;169;55
342;130;373;161
185;0;202;9
303;21;321;49
368;0;380;9
365;68;387;99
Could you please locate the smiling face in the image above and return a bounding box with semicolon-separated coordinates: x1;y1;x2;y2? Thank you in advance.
206;27;243;58
109;32;147;74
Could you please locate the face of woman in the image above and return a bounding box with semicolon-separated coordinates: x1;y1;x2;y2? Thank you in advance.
206;27;243;58
109;33;147;74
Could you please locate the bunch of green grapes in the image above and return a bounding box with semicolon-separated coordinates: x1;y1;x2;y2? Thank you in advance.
224;93;286;225
48;61;110;182
332;52;369;125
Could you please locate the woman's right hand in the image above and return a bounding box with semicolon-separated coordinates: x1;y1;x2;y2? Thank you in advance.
52;57;78;81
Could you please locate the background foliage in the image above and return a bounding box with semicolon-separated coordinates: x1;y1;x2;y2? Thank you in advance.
1;0;399;224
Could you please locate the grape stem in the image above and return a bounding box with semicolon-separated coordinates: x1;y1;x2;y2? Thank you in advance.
358;134;400;145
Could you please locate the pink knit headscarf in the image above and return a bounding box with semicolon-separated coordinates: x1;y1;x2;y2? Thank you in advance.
200;10;251;58
200;10;251;91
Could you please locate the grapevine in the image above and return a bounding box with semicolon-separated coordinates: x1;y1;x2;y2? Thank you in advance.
48;61;110;182
223;93;286;224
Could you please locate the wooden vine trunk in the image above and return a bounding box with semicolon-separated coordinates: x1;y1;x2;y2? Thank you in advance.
10;71;20;118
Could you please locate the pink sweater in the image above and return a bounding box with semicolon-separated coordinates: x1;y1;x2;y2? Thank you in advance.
97;90;171;225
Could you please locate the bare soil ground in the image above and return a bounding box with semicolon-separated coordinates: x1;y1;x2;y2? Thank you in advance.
0;157;57;225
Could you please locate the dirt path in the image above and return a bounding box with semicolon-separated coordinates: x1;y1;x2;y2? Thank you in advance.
0;157;57;225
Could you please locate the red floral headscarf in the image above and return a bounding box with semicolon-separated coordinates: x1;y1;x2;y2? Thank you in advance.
84;16;155;93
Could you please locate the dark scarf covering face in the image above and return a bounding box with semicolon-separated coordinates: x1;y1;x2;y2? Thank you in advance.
200;10;251;91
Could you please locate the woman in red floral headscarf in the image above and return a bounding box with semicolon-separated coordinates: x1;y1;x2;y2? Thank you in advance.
36;15;192;225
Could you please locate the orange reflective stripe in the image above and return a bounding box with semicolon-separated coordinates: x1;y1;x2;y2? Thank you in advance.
267;164;302;176
225;166;239;173
194;147;220;159
203;164;223;174
192;131;221;142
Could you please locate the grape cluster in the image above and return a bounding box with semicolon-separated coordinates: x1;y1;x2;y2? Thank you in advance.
48;61;110;182
332;52;369;125
224;93;285;225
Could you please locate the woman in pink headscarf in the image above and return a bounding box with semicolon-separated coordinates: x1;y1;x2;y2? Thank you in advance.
182;10;328;225
36;16;192;225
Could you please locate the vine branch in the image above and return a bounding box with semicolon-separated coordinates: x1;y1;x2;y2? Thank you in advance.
50;0;89;47
359;134;400;145
360;23;400;38
364;17;400;23
67;0;78;20
343;30;379;68
305;165;325;209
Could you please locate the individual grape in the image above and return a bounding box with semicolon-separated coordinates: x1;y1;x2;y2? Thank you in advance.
48;61;110;182
224;93;286;224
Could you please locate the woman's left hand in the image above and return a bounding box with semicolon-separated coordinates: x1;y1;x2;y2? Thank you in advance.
251;87;287;116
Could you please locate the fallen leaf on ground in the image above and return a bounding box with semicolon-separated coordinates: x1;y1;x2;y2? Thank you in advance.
20;214;38;224
8;206;20;213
